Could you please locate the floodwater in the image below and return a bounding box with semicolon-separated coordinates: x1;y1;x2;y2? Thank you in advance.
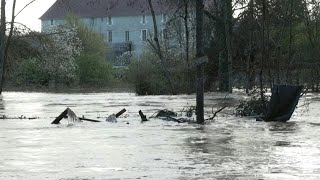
0;92;319;180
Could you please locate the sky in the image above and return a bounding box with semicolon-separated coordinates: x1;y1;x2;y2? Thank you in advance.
6;0;56;32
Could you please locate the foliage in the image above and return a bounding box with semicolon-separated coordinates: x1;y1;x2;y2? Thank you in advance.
42;26;82;84
231;0;320;90
128;52;164;95
13;58;49;86
235;96;270;117
128;50;195;95
65;14;114;86
10;14;114;88
11;26;82;87
114;51;136;66
77;53;113;86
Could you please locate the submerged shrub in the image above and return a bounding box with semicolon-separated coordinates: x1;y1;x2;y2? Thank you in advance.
235;96;270;117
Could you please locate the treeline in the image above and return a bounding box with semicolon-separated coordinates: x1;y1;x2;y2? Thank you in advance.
206;0;320;92
230;0;320;92
132;0;320;95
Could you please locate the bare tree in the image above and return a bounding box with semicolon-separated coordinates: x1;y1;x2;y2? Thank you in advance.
146;0;176;94
259;0;267;110
0;0;36;94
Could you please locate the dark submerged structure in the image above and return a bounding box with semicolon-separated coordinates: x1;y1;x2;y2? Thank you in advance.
257;85;304;122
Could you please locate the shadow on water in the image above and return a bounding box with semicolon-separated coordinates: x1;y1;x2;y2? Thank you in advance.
274;140;293;147
268;122;303;147
184;126;235;161
310;123;320;127
268;122;298;133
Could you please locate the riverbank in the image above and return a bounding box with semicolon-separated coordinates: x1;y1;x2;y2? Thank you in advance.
3;82;135;94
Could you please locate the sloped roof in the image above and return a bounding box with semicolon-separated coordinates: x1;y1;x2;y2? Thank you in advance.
40;0;168;20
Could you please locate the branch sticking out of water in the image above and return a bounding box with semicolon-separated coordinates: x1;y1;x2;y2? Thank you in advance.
207;106;227;121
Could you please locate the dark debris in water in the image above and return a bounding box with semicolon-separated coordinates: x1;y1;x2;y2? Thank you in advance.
0;115;39;120
310;123;320;127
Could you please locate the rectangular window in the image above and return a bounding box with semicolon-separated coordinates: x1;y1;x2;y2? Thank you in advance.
125;31;130;42
163;28;168;39
108;16;112;25
51;19;54;25
142;15;146;24
108;30;112;42
90;18;95;26
142;29;147;41
101;17;104;22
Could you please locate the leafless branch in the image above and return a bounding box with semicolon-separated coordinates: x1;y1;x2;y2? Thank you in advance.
15;0;37;18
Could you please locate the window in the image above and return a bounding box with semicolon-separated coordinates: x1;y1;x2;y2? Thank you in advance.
90;18;95;26
101;17;104;22
163;28;168;39
125;31;130;42
108;16;112;25
142;15;146;24
162;14;167;23
50;19;54;25
142;29;147;41
108;30;112;42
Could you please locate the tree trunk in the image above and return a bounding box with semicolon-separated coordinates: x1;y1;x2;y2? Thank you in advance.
246;0;254;94
276;46;281;84
260;0;268;111
224;0;233;93
286;0;294;84
216;1;229;92
0;0;17;93
0;0;6;94
196;0;205;124
184;0;190;65
183;0;193;93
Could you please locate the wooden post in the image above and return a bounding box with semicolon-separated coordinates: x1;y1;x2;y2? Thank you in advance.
196;0;205;124
115;108;126;118
51;108;69;124
139;110;148;122
79;117;101;123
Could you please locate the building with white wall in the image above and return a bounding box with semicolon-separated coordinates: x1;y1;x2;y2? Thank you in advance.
40;0;170;56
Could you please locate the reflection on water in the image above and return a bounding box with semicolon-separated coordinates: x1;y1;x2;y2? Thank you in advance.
0;95;5;111
0;92;319;179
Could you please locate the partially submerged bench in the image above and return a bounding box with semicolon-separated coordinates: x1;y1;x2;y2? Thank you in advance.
257;85;304;122
51;108;126;124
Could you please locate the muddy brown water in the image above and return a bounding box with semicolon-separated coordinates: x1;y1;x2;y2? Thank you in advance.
0;92;319;179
